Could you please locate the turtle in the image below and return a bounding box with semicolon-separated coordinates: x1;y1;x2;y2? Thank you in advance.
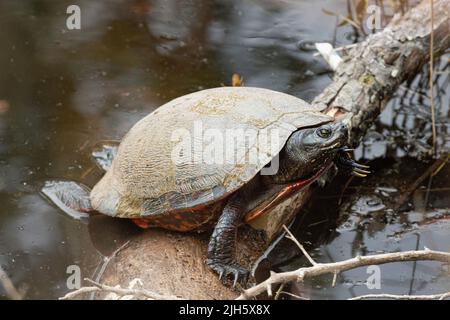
42;87;368;285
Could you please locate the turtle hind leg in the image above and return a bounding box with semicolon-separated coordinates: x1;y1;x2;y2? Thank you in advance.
91;141;119;171
40;180;93;220
207;193;249;287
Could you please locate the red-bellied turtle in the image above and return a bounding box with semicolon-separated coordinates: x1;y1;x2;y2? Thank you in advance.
42;87;368;285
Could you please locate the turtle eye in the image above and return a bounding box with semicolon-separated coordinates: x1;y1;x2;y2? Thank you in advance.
317;127;332;138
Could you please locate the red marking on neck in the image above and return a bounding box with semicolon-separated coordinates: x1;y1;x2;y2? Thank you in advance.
244;163;332;223
132;218;152;229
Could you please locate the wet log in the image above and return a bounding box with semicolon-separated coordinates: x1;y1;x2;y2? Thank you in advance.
99;0;450;299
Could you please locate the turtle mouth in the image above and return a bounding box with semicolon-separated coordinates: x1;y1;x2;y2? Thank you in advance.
320;141;341;151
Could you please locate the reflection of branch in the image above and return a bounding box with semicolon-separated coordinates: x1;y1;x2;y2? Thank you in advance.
350;292;450;300
0;266;22;300
321;8;364;35
429;0;437;155
60;278;182;300
237;238;450;300
393;155;448;210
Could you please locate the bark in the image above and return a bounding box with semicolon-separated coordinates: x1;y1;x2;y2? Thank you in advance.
99;0;450;299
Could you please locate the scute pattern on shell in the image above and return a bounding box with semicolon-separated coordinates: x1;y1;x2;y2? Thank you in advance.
90;87;332;218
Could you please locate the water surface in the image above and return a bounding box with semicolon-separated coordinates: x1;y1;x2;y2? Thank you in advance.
0;0;448;299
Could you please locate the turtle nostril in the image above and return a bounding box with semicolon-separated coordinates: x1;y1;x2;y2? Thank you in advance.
340;124;348;135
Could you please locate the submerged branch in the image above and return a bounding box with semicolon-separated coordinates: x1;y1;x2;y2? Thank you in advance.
350;292;450;300
0;266;23;300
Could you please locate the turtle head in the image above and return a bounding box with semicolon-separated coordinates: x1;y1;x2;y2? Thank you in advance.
299;121;348;153
285;121;348;177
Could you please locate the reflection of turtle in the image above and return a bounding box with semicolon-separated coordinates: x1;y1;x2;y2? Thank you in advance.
42;87;367;285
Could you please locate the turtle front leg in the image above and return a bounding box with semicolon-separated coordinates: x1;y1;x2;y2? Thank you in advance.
336;147;371;177
207;193;249;286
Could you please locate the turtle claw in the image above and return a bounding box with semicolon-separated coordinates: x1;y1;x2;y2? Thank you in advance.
232;271;241;288
352;170;368;178
353;167;371;175
208;261;249;287
337;147;371;178
350;163;371;176
351;162;370;169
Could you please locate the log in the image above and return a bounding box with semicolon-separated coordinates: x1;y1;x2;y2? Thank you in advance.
96;0;450;299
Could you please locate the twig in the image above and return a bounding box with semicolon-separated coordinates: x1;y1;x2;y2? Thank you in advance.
282;225;317;266
274;283;285;300
429;0;437;155
393;156;448;210
350;292;450;300
59;278;183;300
236;248;450;300
338;175;355;206
432;153;450;177
59;286;100;300
332;271;338;287
322;8;364;34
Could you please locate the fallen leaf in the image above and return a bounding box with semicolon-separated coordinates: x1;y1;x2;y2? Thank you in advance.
231;73;244;87
0;100;10;114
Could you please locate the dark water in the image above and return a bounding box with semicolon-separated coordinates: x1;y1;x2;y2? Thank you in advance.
0;0;448;299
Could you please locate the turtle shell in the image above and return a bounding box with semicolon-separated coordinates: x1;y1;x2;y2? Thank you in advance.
90;87;332;220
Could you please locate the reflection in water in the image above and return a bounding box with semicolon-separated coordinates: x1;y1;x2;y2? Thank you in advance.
0;0;448;299
269;158;450;299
